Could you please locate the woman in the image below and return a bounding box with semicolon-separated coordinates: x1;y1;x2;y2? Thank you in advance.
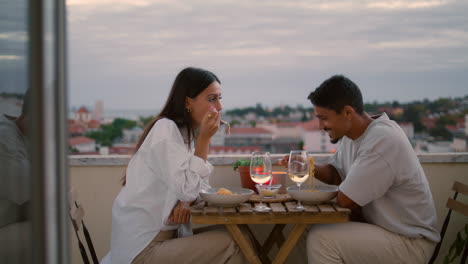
101;67;243;264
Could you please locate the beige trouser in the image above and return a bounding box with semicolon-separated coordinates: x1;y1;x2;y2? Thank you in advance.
132;226;246;264
306;222;436;264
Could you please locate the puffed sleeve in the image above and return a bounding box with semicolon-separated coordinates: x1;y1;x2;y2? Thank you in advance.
141;137;213;202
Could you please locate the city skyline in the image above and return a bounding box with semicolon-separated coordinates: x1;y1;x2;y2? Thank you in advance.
67;0;468;110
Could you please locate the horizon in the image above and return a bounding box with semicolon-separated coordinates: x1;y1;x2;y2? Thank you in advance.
69;93;468;113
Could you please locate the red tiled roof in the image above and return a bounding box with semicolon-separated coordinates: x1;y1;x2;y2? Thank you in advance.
209;146;261;154
88;120;101;129
275;122;302;127
302;119;320;131
69;124;87;134
76;106;90;113
446;125;458;131
230;127;272;134
109;147;135;154
422;117;437;129
456;118;465;128
69;136;95;146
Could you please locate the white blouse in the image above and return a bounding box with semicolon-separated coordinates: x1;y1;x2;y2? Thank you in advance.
101;118;212;264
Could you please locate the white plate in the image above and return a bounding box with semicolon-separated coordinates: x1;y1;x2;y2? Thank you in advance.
287;185;338;204
200;187;254;207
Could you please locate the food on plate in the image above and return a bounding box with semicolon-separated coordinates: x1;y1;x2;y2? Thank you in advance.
216;188;236;195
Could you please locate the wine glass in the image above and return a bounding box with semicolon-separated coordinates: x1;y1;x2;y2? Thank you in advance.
250;151;272;212
288;150;309;211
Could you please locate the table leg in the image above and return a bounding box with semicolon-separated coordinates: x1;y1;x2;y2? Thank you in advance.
240;225;271;264
261;224;286;255
272;224;307;264
225;224;262;264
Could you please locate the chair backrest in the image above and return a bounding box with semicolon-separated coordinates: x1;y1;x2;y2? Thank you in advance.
428;181;468;264
69;188;99;264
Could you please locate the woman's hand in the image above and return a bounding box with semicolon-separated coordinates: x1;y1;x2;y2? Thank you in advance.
198;106;220;141
167;201;192;224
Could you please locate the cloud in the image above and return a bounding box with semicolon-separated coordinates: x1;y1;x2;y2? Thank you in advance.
371;30;468;49
367;0;452;10
66;0;468;109
67;0;153;7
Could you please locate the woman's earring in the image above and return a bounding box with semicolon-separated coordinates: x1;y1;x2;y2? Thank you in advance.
186;108;191;113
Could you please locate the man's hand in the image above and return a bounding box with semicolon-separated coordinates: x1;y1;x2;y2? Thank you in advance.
168;201;192;224
278;155;289;168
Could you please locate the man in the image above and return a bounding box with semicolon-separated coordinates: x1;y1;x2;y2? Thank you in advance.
303;75;439;263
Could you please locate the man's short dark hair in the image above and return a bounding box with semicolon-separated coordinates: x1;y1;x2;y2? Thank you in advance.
307;75;364;114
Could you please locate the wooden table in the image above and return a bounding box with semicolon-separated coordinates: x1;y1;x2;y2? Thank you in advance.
191;201;351;264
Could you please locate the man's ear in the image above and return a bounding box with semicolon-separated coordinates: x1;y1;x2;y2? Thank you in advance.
343;105;355;119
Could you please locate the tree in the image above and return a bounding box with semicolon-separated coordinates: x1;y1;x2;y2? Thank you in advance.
429;126;453;141
403;104;425;132
230;120;241;127
392;100;400;108
86;118;138;146
139;115;154;127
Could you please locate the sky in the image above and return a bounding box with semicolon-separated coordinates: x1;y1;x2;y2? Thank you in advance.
8;0;468;111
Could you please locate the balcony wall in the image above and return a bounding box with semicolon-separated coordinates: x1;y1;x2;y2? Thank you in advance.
69;153;468;264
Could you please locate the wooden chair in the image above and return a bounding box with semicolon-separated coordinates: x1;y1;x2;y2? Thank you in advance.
428;181;468;264
69;188;99;264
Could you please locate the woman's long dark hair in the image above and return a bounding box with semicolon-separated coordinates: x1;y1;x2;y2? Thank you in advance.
122;67;220;185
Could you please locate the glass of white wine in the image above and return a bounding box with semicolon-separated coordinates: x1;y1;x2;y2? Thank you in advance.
288;150;309;211
250;151;272;212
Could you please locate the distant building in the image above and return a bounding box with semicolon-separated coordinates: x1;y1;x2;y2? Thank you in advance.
426;141;453;153
451;137;467;152
109;146;134;155
378;107;404;117
245;112;257;121
465;114;468;136
93;100;104;121
69;136;96;153
211;123;228;146
302;119;336;153
69;106;102;136
422;117;438;130
68;120;87;137
287;111;303;121
122;127;144;144
209;146;261;154
258;122;302;153
87;120;101;131
74;106;92;123
225;127;273;151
